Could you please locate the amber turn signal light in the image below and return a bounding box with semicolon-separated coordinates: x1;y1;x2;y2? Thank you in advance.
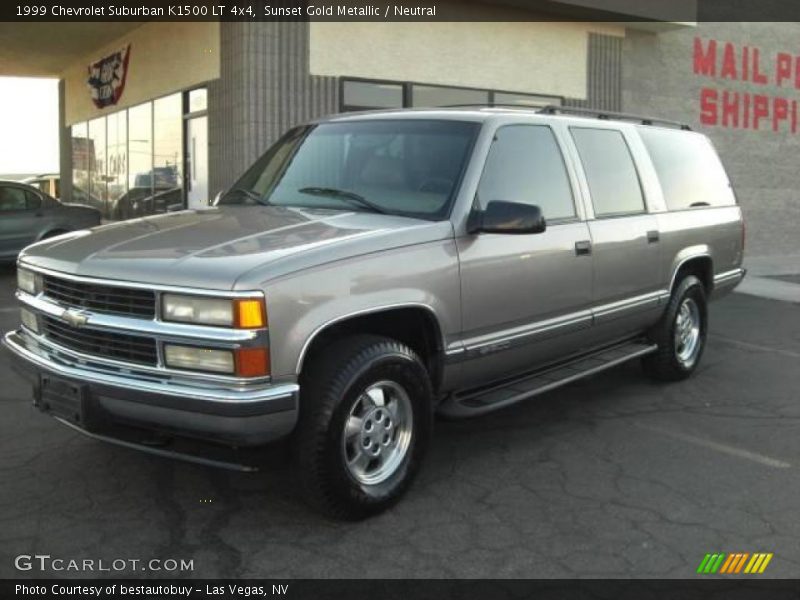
235;347;270;377
234;298;267;329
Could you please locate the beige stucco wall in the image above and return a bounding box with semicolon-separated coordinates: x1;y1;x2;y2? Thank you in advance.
310;20;624;100
63;21;219;125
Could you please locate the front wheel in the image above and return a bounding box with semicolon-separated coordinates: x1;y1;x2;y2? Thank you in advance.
643;275;708;381
293;335;433;519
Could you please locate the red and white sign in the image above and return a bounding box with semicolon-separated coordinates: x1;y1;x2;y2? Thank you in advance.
87;44;131;109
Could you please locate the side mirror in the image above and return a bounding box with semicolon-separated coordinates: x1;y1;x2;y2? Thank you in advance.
468;201;547;235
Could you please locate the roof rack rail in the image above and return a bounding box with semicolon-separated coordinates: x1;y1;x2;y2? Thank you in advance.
438;103;549;110
537;105;692;131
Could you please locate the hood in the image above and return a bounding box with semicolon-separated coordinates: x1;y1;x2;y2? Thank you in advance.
19;205;453;290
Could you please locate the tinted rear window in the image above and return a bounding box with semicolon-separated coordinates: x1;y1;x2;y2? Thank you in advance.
571;127;645;217
638;127;735;210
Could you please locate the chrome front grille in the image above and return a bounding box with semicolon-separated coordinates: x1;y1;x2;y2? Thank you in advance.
43;275;156;319
41;315;158;366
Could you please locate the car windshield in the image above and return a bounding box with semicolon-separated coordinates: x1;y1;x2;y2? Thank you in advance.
219;119;480;220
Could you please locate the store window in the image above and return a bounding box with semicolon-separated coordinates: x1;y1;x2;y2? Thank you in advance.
188;88;208;113
152;94;183;214
125;102;153;220
342;80;403;110
494;92;561;108
69;89;195;221
87;117;107;216
412;85;488;107
341;78;563;113
70;122;90;206
106;111;127;220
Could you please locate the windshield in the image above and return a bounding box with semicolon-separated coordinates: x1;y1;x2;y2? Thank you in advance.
219;119;479;220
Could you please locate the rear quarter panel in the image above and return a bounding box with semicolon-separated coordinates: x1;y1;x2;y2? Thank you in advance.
627;125;744;296
656;205;744;291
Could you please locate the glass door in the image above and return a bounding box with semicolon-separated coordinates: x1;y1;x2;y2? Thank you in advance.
186;115;208;209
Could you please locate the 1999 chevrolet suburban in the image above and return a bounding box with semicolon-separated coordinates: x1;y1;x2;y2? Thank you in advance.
3;107;745;519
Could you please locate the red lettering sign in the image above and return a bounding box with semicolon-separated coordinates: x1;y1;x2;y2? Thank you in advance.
693;37;716;77
693;37;800;133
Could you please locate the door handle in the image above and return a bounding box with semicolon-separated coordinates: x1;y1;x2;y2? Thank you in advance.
575;240;592;256
646;230;660;243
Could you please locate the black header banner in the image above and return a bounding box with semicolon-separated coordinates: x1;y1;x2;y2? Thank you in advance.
4;0;800;22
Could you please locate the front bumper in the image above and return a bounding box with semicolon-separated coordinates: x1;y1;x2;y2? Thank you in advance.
3;329;299;448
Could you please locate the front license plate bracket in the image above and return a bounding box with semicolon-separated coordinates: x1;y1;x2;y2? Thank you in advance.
38;374;91;428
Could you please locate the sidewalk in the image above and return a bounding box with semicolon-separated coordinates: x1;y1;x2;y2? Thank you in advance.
736;254;800;304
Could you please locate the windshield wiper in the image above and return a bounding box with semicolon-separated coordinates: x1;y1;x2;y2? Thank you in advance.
224;188;271;206
298;187;388;214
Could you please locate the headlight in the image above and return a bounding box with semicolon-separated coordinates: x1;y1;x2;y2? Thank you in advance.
162;294;266;328
17;268;41;295
162;294;233;326
164;345;235;374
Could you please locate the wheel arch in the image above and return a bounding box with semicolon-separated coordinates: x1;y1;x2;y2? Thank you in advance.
668;248;713;296
296;304;446;392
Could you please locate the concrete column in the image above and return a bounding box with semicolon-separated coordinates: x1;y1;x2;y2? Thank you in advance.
58;79;73;202
207;21;338;196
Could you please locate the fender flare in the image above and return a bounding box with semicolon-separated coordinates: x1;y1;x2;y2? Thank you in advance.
667;246;712;295
294;302;445;375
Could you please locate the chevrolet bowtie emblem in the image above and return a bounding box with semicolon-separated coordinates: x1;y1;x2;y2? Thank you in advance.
62;309;89;328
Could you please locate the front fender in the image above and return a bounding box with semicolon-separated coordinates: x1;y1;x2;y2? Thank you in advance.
261;240;462;378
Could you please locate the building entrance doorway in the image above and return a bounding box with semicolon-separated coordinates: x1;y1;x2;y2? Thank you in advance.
186;115;208;209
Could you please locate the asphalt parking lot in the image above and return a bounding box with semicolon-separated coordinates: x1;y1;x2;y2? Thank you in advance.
1;262;798;579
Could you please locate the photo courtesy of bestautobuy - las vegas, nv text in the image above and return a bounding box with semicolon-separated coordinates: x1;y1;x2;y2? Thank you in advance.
1;1;799;599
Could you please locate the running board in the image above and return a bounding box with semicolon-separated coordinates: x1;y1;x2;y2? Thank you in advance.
438;341;658;419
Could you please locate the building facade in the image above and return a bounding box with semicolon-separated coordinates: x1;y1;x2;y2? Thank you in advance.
2;10;793;257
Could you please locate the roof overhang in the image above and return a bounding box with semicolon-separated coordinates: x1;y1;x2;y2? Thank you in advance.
0;22;142;77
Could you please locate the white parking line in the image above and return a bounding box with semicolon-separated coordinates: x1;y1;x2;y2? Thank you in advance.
711;334;800;360
634;422;791;469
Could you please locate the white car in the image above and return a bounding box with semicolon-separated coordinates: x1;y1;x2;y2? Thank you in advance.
22;174;60;199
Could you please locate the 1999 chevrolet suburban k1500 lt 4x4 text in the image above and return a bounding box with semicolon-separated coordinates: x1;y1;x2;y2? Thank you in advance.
3;106;745;518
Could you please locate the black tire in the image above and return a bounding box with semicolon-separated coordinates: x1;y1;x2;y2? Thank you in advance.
293;334;433;520
643;274;708;381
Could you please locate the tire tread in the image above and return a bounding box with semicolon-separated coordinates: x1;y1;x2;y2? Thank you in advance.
293;334;432;519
